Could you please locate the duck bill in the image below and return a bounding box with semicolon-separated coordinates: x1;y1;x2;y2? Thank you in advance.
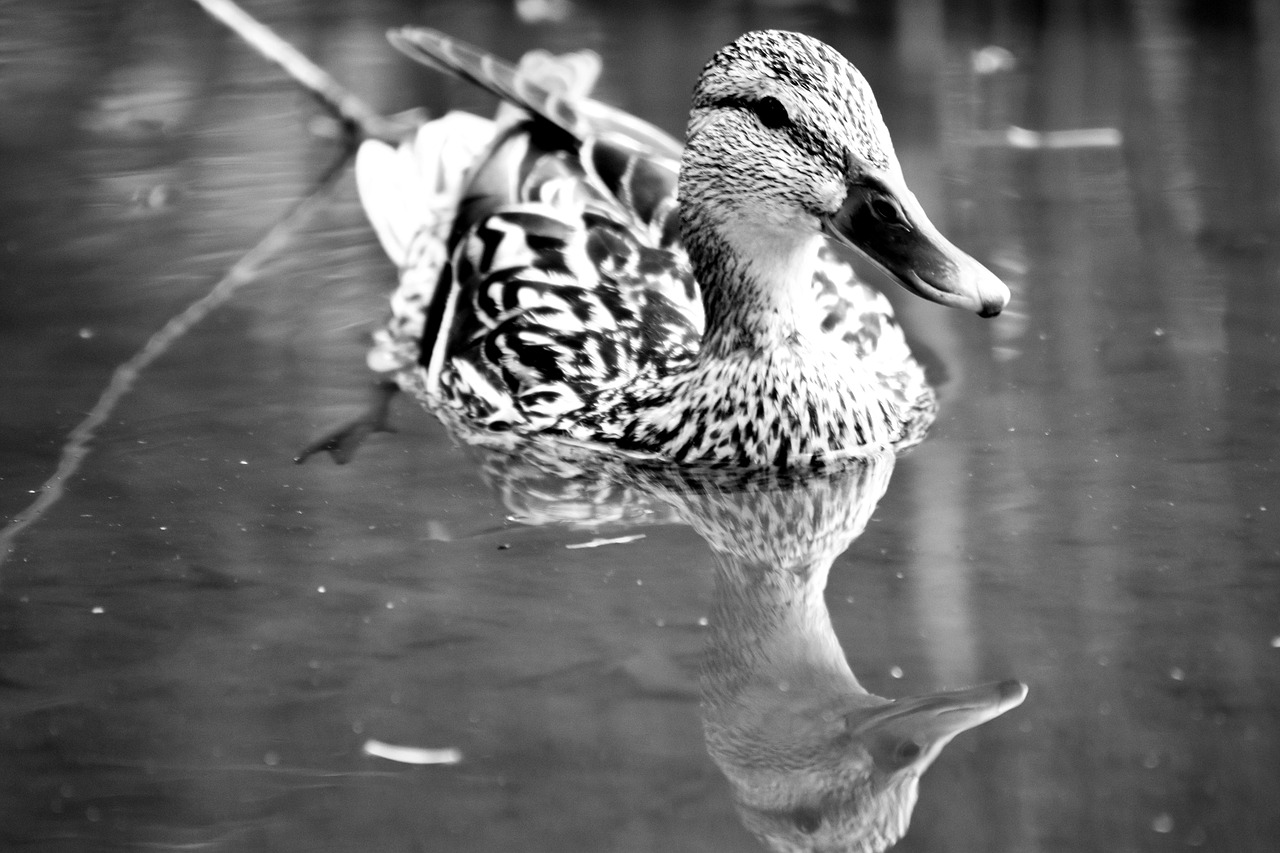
823;179;1010;318
850;679;1028;746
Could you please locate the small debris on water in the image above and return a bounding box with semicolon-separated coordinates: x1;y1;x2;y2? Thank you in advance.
1151;813;1173;834
970;125;1122;149
1169;667;1185;681
566;534;645;549
889;666;904;679
362;739;462;765
130;183;177;211
971;45;1016;75
515;0;573;24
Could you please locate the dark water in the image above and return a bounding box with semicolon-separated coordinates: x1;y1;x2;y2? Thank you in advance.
2;1;1278;851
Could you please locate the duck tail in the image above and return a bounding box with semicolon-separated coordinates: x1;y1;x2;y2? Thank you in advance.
355;111;496;374
389;27;681;159
355;36;608;269
355;111;495;270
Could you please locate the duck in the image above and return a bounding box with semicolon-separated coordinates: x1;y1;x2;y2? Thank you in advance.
351;28;1009;469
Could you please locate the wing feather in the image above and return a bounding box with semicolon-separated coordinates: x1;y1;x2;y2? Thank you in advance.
389;28;682;160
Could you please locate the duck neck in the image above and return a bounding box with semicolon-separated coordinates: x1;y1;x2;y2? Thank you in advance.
682;205;828;358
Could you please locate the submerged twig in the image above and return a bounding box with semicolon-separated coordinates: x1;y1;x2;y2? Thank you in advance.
4;3;411;569
0;157;351;573
1;4;409;571
190;0;407;142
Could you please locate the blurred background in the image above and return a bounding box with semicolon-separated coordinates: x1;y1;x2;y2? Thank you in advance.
1;0;1278;851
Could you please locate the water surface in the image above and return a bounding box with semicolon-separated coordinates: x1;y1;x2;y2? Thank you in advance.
2;1;1278;851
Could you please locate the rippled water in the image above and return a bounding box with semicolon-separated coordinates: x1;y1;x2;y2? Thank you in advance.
2;1;1278;851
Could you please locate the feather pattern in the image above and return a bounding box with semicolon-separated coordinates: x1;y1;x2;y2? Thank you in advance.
355;28;983;468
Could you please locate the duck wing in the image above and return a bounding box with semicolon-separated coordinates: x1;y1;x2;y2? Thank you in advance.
388;28;683;247
357;29;701;439
388;28;683;161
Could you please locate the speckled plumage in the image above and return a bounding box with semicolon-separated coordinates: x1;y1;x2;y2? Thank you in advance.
356;29;1003;468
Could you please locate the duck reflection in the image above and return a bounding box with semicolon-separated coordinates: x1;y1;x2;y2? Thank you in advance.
672;459;1025;852
464;438;1026;853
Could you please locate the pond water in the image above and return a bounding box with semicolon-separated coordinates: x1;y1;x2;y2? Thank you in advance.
2;1;1278;851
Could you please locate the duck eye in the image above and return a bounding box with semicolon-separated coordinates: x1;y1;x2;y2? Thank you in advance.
754;96;790;129
896;740;923;762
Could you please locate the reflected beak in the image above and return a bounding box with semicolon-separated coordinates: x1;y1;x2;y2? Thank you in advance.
849;679;1028;745
822;176;1010;318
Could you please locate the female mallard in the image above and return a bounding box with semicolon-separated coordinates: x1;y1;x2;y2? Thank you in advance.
354;28;1008;468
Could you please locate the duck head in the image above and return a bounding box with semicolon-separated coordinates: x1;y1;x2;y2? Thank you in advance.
681;30;1009;323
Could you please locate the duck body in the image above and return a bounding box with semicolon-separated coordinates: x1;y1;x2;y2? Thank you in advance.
356;29;1008;468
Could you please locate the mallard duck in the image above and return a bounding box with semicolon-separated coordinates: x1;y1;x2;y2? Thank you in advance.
354;29;1008;468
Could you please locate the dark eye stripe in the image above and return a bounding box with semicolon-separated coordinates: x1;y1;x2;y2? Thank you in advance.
708;94;782;124
708;94;845;175
753;95;790;129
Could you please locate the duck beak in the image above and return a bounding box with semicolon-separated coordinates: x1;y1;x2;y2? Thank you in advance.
822;176;1010;318
848;679;1027;760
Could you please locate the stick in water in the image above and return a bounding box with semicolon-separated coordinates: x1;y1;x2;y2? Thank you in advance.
190;0;406;141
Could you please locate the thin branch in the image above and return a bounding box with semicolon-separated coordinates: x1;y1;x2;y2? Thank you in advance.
0;158;351;572
190;0;408;142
